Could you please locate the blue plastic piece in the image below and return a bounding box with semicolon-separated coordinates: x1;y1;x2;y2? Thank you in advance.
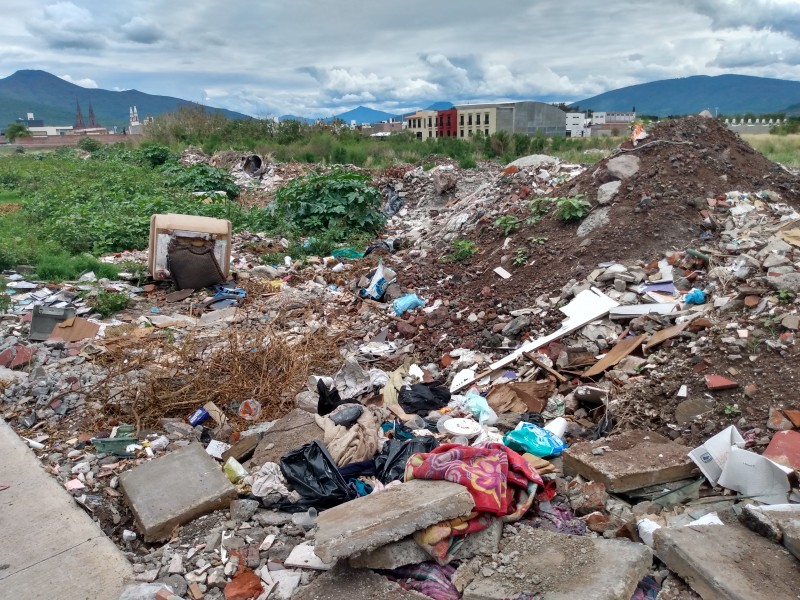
684;288;706;305
392;293;425;316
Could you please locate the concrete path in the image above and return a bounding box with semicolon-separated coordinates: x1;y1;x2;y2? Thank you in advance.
0;418;132;600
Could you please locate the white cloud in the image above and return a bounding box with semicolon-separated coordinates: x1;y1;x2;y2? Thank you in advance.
26;2;106;50
59;73;98;88
121;17;164;44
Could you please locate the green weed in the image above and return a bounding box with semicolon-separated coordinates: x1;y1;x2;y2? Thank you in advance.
444;239;478;262
494;215;520;236
554;195;591;221
513;247;529;266
91;290;130;318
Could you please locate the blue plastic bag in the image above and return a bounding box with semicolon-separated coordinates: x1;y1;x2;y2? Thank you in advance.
503;421;567;457
684;288;706;305
392;293;425;316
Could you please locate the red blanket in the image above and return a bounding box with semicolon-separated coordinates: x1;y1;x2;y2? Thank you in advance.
404;442;551;515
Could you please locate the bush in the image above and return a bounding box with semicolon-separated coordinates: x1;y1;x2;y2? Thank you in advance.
136;143;174;167
91;290;129;318
161;163;240;198
77;137;103;153
273;169;385;238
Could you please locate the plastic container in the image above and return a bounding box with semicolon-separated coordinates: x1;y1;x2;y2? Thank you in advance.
543;417;567;439
188;407;209;427
238;399;261;421
392;293;425;316
223;457;248;483
292;507;318;528
404;415;426;430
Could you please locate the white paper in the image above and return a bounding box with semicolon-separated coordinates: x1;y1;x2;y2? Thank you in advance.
688;425;746;485
494;267;512;279
205;440;231;459
717;446;792;504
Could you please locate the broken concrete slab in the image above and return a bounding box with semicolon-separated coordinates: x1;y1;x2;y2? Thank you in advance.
597;180;621;205
251;409;322;466
293;564;429;600
742;504;800;560
653;522;800;600
576;206;610;237
314;479;474;563
120;443;237;542
563;431;697;493
462;526;651;600
350;518;503;569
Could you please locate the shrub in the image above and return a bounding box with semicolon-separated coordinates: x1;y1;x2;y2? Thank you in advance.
91;290;129;318
77;137;103;152
136;143;174;167
273;169;385;238
554;195;591;221
161;163;240;198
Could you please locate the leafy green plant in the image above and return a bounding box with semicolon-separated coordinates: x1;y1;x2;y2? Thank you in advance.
554;195;591;221
458;156;477;169
493;215;520;236
723;403;741;417
273;169;384;238
777;289;796;305
528;236;548;245
161;163;240;198
136;143;174;167
91;291;130;318
513;247;529;267
445;239;478;262
118;259;149;285
525;197;551;225
4;123;31;142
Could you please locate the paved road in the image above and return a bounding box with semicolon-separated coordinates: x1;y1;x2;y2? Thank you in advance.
0;418;132;599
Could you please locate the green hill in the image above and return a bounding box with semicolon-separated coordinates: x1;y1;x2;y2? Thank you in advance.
0;69;249;131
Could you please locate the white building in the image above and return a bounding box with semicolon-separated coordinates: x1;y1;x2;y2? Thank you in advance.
592;111;636;125
566;112;590;137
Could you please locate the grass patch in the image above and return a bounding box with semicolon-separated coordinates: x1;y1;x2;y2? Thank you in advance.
34;253;120;282
742;134;800;168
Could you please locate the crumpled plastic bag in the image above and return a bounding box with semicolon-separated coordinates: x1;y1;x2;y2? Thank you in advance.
503;421;567;458
279;441;355;511
375;436;439;484
399;383;451;416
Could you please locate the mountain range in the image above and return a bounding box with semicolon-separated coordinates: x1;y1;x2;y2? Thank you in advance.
572;74;800;116
3;70;799;133
0;70;248;130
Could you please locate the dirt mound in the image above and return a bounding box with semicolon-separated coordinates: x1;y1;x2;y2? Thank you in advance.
547;115;800;266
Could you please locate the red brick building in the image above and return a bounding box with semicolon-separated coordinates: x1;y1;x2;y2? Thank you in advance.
436;108;458;138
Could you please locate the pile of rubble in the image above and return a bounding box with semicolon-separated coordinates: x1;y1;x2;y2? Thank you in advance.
2;115;800;600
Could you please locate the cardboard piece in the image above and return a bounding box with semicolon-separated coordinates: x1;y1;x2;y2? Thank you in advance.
487;381;554;414
47;316;100;342
688;425;745;485
584;334;647;378
645;321;688;350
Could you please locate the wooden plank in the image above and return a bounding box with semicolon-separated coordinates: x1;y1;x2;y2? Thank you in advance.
645;321;688;350
583;334;647;378
523;351;567;383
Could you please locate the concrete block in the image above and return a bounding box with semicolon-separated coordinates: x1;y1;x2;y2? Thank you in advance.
293;564;429;600
653;523;800;600
606;154;640;180
742;504;800;561
462;526;652;600
349;518;503;569
563;430;697;493
314;479;474;563
250;409;322;466
120;443;237;542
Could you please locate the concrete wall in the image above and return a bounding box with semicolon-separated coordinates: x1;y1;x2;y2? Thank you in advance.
727;124;772;135
509;102;566;137
12;134;135;147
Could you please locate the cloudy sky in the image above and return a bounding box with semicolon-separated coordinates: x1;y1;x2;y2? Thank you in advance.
1;0;799;118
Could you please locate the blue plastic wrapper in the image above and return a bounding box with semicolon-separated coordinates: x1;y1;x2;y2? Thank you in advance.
684;288;706;304
392;293;425;316
503;421;567;457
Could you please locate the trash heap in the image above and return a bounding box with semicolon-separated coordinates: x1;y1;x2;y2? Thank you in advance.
1;115;800;600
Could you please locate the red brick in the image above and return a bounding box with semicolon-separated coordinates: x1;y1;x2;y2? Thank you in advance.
0;347;14;368
9;345;35;369
503;165;519;175
396;321;417;338
704;374;738;391
783;409;800;428
763;430;800;471
188;581;204;600
224;568;263;600
744;295;761;308
767;407;794;431
440;354;454;368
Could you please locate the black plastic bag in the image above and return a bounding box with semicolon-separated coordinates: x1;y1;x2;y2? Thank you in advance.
317;379;344;416
328;404;363;427
375;436;439;484
279;441;355;510
398;383;451;416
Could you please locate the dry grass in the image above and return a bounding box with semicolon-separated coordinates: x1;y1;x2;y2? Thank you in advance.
90;319;342;431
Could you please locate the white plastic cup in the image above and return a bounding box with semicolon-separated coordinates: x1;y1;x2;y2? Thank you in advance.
405;415;426;430
543;417;567;439
451;435;469;446
436;414;452;434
